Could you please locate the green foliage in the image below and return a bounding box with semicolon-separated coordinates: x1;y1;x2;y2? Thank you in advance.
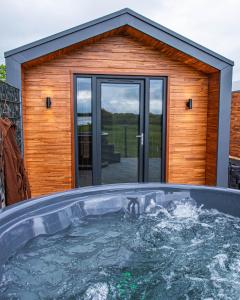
101;109;162;126
0;64;6;81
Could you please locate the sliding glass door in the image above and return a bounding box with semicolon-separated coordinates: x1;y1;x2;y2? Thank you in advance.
75;76;166;187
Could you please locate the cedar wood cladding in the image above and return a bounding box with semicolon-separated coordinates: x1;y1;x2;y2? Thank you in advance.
230;91;240;158
22;30;219;196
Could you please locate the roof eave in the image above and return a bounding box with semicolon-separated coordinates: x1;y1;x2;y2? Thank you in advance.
4;8;234;69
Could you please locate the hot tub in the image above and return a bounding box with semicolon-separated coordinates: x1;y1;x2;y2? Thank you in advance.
1;183;240;299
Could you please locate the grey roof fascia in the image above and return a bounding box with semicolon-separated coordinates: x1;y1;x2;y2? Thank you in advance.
125;9;234;67
124;14;231;70
6;14;127;64
4;8;129;58
4;8;234;70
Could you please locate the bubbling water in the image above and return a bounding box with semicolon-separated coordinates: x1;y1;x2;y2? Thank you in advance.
1;199;240;299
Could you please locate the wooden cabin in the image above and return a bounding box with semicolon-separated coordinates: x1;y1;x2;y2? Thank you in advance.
230;91;240;159
5;9;233;196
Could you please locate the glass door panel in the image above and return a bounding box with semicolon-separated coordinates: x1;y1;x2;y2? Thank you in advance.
100;82;142;184
76;77;92;186
148;79;164;182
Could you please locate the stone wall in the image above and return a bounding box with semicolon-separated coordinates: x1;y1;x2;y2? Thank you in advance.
0;80;21;147
0;80;20;207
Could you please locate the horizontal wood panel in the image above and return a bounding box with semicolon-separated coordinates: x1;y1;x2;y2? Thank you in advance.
230;92;240;158
205;72;219;186
22;28;218;196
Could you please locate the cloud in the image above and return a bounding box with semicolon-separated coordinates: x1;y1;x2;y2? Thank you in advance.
0;0;239;80
76;79;163;115
101;83;140;114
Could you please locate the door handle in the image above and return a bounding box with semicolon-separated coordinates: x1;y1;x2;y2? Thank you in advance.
136;133;144;146
101;132;109;136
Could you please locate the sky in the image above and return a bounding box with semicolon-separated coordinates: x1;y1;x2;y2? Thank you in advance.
1;0;240;81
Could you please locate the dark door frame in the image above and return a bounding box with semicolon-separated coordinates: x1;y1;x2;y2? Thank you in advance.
74;74;167;187
96;77;145;185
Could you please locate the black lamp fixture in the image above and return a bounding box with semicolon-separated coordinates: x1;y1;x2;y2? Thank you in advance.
186;98;192;109
46;97;52;109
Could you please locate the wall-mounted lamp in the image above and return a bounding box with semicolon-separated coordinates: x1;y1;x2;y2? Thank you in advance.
46;97;52;109
186;98;193;109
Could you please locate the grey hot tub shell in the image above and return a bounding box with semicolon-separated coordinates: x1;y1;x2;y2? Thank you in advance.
0;183;240;272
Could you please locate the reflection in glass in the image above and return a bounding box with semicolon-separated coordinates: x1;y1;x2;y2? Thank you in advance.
77;77;92;186
148;79;163;182
101;83;140;184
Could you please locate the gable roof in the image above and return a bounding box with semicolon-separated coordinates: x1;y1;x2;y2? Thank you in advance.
4;8;234;70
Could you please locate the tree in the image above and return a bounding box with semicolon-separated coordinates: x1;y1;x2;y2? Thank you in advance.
0;64;6;81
